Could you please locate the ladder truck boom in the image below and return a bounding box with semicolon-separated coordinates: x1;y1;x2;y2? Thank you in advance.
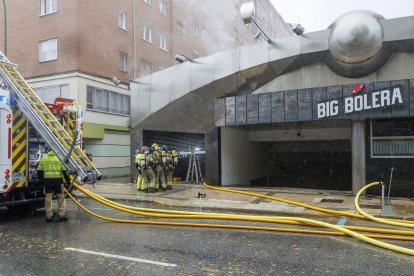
0;52;101;183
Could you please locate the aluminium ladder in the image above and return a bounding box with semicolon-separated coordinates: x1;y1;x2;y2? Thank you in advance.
185;152;203;184
0;52;101;183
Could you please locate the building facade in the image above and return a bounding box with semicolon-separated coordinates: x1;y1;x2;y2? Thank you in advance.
130;10;414;197
0;0;290;177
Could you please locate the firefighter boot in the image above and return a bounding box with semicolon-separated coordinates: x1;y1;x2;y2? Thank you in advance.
45;193;55;222
57;190;67;222
146;167;157;193
136;174;143;191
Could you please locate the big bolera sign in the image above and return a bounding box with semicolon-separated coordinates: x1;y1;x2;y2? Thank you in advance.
317;86;403;119
215;79;414;127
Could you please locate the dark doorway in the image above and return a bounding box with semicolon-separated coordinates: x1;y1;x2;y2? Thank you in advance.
251;140;352;191
143;130;205;180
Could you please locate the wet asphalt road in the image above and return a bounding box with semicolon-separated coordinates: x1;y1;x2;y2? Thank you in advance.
0;199;414;276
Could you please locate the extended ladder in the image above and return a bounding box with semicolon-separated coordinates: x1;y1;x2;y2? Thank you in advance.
0;52;101;183
185;152;203;184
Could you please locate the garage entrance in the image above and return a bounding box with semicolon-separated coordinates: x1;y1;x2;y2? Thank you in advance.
143;130;205;181
251;140;352;191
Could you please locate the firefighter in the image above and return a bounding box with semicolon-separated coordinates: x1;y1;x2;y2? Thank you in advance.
142;146;156;193
134;147;146;191
37;150;71;223
151;143;167;191
164;147;177;190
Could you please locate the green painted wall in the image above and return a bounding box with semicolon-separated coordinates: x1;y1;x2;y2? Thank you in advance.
99;167;131;178
83;123;130;139
84;144;130;157
83;125;131;177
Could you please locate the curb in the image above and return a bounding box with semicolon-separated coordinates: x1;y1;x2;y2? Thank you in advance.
74;193;354;218
75;193;413;221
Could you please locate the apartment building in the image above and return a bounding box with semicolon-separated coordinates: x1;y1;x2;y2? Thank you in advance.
0;0;290;177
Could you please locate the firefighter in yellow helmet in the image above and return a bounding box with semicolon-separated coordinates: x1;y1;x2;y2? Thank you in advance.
151;143;167;191
37;150;71;222
164;147;178;190
142;146;156;192
134;147;146;191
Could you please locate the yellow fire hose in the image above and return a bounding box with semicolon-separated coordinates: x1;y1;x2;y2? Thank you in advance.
67;186;414;256
355;182;414;229
68;182;414;256
76;182;411;234
203;182;414;225
79;182;414;237
65;188;414;242
73;182;330;223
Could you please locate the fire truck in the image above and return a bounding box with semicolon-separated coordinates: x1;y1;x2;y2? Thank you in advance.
0;52;101;211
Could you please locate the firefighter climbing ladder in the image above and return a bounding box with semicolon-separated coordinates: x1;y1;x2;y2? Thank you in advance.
185;151;203;183
0;52;101;183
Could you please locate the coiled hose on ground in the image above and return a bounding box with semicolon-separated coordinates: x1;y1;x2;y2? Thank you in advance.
203;182;414;225
67;182;414;256
77;182;414;237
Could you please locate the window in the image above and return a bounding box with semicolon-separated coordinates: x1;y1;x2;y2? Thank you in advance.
201;3;208;15
40;0;57;15
120;52;127;72
34;84;69;104
192;22;199;37
140;25;152;42
159;34;167;51
140;60;153;77
176;21;187;34
39;38;57;62
142;0;152;5
201;28;207;41
371;119;414;158
231;28;238;39
119;10;127;30
158;0;167;16
87;86;130;115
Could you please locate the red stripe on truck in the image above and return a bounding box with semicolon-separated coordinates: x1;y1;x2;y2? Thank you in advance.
8;128;11;159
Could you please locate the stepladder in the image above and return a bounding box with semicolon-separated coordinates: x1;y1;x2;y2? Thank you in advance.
185;152;203;183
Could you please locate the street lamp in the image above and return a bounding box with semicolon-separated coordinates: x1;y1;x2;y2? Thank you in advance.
111;76;121;86
240;2;271;43
111;76;146;86
291;23;305;36
174;53;193;63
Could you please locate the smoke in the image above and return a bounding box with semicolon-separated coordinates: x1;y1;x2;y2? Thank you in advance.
195;0;291;55
203;0;240;53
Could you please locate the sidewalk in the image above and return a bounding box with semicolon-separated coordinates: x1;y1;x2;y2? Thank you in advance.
78;177;414;220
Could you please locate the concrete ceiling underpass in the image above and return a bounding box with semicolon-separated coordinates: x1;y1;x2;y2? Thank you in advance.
130;13;414;134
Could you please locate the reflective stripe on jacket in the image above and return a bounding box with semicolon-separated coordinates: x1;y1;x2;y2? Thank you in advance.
37;151;65;179
135;153;146;168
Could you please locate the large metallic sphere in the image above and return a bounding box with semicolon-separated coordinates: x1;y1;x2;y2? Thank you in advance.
328;10;384;64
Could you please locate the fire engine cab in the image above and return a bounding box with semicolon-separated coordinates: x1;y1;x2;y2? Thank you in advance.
0;87;82;210
0;51;100;211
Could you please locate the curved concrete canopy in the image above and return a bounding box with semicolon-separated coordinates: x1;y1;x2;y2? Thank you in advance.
131;13;414;133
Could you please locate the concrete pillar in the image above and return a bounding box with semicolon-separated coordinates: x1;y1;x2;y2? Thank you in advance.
351;120;366;195
205;127;221;186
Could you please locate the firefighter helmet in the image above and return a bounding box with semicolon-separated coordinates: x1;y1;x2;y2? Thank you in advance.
151;143;158;150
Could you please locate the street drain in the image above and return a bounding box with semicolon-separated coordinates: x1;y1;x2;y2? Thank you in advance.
320;199;344;203
359;204;381;209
